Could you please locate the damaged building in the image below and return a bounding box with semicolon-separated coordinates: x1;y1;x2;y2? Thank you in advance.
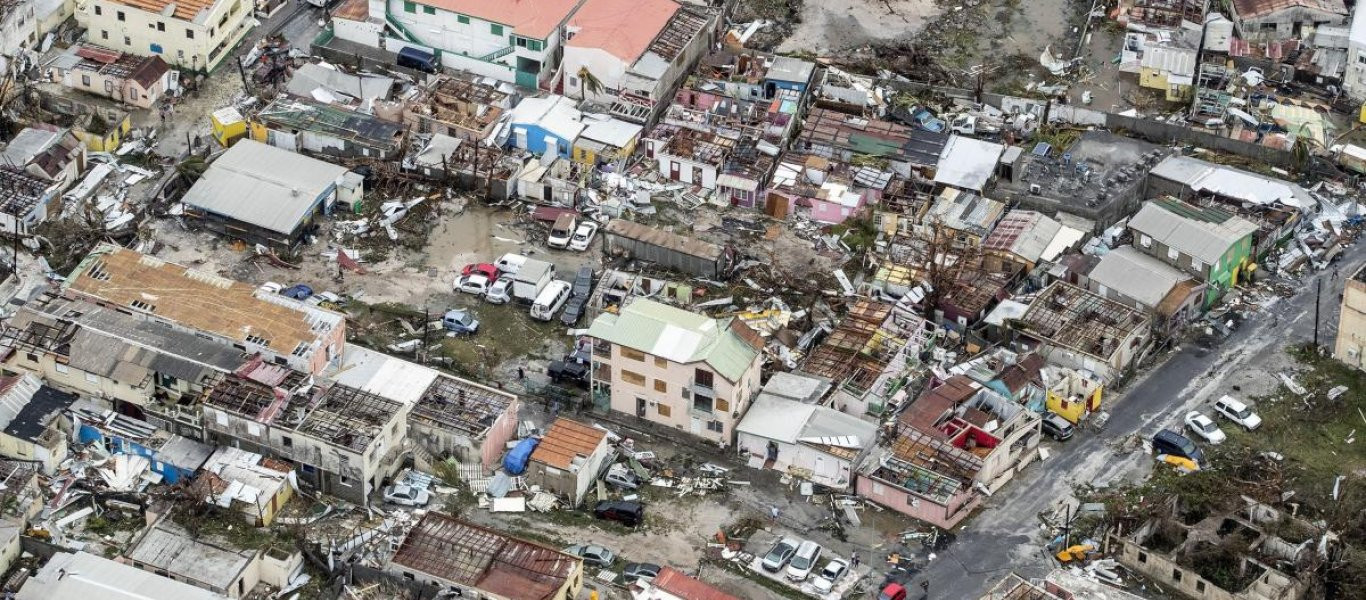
0;164;61;235
44;44;174;109
403;72;512;143
0;124;86;189
250;99;406;160
408;368;520;471
1012;281;1152;384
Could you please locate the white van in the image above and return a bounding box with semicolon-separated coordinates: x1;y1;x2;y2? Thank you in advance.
530;280;572;321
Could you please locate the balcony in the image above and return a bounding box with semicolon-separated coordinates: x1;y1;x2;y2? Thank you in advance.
478;46;515;63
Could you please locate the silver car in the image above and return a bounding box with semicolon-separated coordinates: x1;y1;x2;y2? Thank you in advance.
761;537;799;572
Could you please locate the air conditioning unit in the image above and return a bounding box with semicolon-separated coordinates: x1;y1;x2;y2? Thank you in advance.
1029;184;1042;194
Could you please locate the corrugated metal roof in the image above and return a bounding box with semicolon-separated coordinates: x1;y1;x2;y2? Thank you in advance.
1089;245;1192;308
181;140;349;234
530;418;607;469
17;551;229;600
604;219;724;261
736;395;815;443
587;299;759;382
1129;200;1258;265
933;135;1005;192
651;567;741;600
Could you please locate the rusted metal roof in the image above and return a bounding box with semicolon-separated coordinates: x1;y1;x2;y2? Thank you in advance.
530;418;606;470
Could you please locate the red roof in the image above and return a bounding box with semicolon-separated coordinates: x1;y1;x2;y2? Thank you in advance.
530;418;607;469
567;0;681;62
651;567;740;600
419;0;582;40
75;45;121;64
899;376;978;435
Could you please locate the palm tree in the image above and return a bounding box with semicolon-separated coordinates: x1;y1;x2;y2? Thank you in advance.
576;66;604;101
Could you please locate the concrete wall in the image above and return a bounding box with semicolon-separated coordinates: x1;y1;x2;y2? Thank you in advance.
735;434;858;489
78;0;254;71
598;342;760;446
1334;274;1366;368
855;473;979;529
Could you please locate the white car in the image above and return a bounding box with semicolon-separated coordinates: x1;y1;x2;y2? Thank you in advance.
1213;395;1262;430
811;557;849;594
257;281;283;295
1184;411;1227;445
485;278;512;304
785;540;822;582
383;484;430;506
568;221;599;251
456;274;492;295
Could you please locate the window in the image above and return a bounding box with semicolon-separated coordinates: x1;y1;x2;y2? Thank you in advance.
653;357;666;368
403;1;415;12
715;397;730;413
490;23;503;35
422;5;434;14
1139;234;1151;248
282;436;293;448
403;573;415;581
1167;247;1179;260
123;35;130;46
117;10;125;20
620;347;645;361
101;30;108;39
621;370;645;386
95;5;101;14
156;21;165;31
693;394;713;413
1172;569;1182;582
457;14;469;24
177;49;184;58
657;403;671;417
516;37;527;48
1196;581;1206;593
653;379;666;393
871;482;885;495
706;420;724;433
81;74;91;86
1191;258;1204;271
528;39;542;51
339;474;353;486
54;363;70;374
694;368;714;388
1138;551;1148;563
186;28;194;39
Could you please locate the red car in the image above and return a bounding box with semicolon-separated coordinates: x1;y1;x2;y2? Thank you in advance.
879;583;907;600
461;263;499;281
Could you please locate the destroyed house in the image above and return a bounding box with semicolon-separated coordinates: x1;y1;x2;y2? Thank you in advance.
607;3;719;124
1013;281;1151;383
922;187;1007;247
994;131;1169;228
0;124;86;188
387;512;585;600
0;165;60;236
2;293;250;438
408;370;520;471
715;136;779;209
896;374;1041;492
125;520;260;598
856;425;983;529
1115;0;1209;29
250;99;405;160
526;417;610;506
584;269;696;319
63;244;346;375
44;44;172;109
687;50;817;103
71;399;212;484
200;358;411;506
794;108;949;177
284;62;396;108
801;300;933;418
666;86;803;147
766;154;889;223
403;73;510;143
602;219;731;278
735;376;876;490
980;210;1075;274
559;0;685;105
1147;155;1308;257
1230;0;1347;41
180;139;358;250
644;125;736;190
587;299;763;445
197;446;293;526
0;373;76;474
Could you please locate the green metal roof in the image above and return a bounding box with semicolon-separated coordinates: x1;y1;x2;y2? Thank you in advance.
587;300;760;382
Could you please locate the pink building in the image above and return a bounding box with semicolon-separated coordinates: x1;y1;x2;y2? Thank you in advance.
47;44;174;109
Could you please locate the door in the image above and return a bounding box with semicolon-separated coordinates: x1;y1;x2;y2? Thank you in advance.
669;161;681;180
690;416;702;435
636;397;647;417
765;192;788;218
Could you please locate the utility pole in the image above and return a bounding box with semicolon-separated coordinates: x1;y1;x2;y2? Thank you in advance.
1314;277;1322;349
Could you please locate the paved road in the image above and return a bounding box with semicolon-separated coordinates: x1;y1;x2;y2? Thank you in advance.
903;241;1366;599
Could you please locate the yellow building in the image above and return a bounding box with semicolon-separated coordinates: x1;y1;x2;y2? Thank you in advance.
1334;264;1366;369
210;106;247;146
76;0;255;72
72;111;132;152
572;118;642;166
1138;46;1196;102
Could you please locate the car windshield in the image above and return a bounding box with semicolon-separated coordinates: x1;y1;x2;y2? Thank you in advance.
1233;407;1251;418
821;563;842;578
1200;421;1217;432
450;313;472;326
1178;439;1197;453
768;543;793;559
792;552;815;569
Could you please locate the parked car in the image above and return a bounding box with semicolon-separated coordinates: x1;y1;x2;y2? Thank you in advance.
785;540;822;581
382;483;430;507
397;46;438;73
812;558;849;594
548;214;577;249
572;265;594;297
568;221;599;251
281;284;313;300
456;274;492;295
530;280;572;321
604;464;641;489
485;278;512;304
911;107;945;132
495;253;527;274
441;309;479;335
1041;413;1075;441
1184;411;1227;445
461;263;499;281
1152;430;1206;466
564;544;615;567
547;360;589;387
592;500;644;527
258;281;283;295
1213;395;1262;430
306;291;344;308
879;582;908;600
622;562;661;584
560;295;588;327
761;537;800;572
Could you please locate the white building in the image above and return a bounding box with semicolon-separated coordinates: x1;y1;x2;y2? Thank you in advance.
1344;4;1366;100
735;374;877;490
76;0;255;72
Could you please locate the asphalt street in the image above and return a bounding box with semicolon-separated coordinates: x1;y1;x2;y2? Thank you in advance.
904;240;1366;599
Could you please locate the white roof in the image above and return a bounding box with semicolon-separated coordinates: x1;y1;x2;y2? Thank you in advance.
934;135;1005;191
579;116;643;148
17;551;229;600
1041;225;1087;262
1140;45;1196;77
1150;155;1313;209
1089;245;1191;308
983;299;1030;326
285;63;394;103
509;95;587;143
736;394;816;443
326;345;439;406
1129;200;1259;264
181;139;349;234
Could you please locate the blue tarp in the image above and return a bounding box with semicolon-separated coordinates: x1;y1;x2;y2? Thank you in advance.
503;438;539;475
